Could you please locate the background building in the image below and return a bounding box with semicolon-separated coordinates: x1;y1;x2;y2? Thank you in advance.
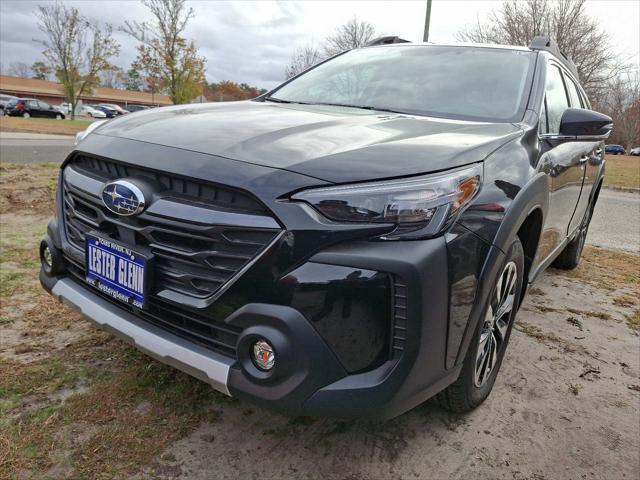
0;75;172;108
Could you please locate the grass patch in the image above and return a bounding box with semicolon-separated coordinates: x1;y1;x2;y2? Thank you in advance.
533;304;559;313
0;268;24;295
551;246;640;291
528;287;545;296
0;116;93;135
613;294;638;308
515;321;554;340
625;309;640;332
604;155;640;189
0;163;59;216
566;307;612;321
566;316;584;331
0;345;226;479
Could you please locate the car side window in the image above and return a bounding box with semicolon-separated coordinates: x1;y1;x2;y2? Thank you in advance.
38;101;51;110
544;65;569;134
564;77;583;109
27;100;39;109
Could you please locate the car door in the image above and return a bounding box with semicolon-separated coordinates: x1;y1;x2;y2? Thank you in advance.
38;100;55;118
536;63;592;261
563;75;603;234
25;100;41;117
38;101;55;118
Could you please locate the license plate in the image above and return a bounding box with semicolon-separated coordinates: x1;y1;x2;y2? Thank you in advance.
85;234;148;309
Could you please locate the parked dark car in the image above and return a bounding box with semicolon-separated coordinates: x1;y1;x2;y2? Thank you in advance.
6;98;65;119
96;103;128;115
126;104;150;113
92;105;118;118
0;93;18;115
40;37;612;419
605;144;625;155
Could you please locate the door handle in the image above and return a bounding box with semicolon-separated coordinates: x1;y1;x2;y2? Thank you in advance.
579;155;589;164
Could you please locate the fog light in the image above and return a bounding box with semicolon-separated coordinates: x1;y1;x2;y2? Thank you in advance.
40;236;65;276
252;339;275;371
42;245;53;268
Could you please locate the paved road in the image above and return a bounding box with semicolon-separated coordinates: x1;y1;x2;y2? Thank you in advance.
0;132;75;164
1;136;638;252
587;189;640;253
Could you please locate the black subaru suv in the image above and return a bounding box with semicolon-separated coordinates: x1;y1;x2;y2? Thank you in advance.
40;37;612;418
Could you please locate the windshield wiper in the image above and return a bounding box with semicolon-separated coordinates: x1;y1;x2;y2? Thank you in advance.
306;102;412;115
263;97;309;105
264;98;414;116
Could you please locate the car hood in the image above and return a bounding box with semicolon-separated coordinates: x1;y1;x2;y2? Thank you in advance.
94;101;523;183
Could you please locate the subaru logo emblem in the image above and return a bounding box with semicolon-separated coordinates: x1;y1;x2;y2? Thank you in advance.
101;180;146;216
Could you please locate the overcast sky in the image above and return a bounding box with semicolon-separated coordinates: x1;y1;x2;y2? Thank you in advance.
1;0;638;89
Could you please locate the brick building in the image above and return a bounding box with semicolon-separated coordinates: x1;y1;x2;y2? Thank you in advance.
0;75;172;108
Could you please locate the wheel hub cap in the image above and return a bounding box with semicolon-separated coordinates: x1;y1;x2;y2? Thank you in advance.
474;261;518;388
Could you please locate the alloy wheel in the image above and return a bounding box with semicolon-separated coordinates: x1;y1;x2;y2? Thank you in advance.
474;261;518;387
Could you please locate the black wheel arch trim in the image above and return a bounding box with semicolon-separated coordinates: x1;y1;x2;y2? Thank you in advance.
453;172;548;367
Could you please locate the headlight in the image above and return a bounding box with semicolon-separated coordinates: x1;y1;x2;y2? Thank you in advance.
74;119;108;145
292;164;482;239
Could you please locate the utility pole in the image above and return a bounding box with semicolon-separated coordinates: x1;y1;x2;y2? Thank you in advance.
423;0;432;42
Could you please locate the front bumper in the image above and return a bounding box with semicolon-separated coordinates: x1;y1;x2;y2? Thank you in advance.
41;227;476;419
42;273;234;395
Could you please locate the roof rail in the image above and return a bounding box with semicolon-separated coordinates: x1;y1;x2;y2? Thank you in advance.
529;36;579;79
367;36;411;46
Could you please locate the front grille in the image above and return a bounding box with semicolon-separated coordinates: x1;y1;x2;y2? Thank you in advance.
62;155;281;300
72;154;267;215
61;154;282;357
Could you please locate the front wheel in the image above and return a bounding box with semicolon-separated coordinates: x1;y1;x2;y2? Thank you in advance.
55;114;62;120
436;237;524;413
22;112;30;118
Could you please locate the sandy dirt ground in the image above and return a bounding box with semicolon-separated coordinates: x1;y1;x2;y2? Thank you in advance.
136;270;640;480
1;164;638;480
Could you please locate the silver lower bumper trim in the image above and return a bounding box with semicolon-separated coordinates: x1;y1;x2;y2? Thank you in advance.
51;278;233;395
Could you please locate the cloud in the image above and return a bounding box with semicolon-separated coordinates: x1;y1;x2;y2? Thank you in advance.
1;0;638;90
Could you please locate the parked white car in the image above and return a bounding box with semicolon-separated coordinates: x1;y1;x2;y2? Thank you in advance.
80;105;107;118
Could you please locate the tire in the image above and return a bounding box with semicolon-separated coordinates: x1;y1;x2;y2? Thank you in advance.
55;114;62;120
435;237;525;413
552;195;595;270
22;112;30;118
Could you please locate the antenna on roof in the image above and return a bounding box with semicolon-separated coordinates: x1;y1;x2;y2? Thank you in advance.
529;36;579;79
366;36;411;47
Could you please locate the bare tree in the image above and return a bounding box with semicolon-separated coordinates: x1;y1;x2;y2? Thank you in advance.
121;0;206;104
285;45;324;79
7;62;31;78
284;18;377;80
35;2;120;118
599;72;640;151
457;0;623;99
31;61;52;80
99;66;126;89
324;17;376;57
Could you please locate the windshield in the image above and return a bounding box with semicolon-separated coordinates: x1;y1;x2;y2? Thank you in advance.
268;45;535;122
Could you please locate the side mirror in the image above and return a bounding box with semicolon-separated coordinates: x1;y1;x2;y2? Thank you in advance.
559;108;613;139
